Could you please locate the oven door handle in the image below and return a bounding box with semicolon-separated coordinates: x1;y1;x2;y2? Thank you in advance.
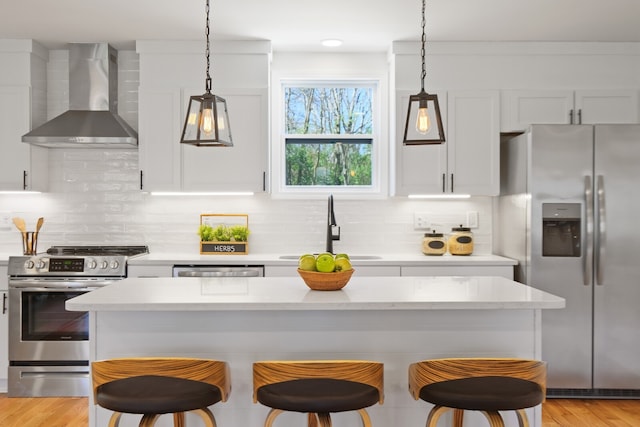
9;282;102;291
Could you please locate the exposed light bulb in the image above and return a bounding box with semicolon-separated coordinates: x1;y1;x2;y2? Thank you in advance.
415;105;430;135
200;107;215;136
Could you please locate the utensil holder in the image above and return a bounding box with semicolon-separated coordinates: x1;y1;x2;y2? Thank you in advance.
21;231;38;255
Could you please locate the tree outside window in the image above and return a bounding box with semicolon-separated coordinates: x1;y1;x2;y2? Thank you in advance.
284;85;374;187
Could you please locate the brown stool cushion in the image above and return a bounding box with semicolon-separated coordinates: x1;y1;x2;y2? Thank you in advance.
96;375;222;414
257;378;380;413
419;376;544;411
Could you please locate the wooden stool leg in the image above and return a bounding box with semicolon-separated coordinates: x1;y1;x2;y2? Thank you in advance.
193;408;218;427
139;414;160;427
481;411;505;427
308;413;319;427
452;408;464;427
426;405;451;427
173;412;185;427
317;413;332;427
264;408;284;427
108;412;123;427
357;408;372;427
516;409;530;427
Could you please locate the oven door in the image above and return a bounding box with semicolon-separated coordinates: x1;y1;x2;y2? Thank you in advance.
9;282;97;362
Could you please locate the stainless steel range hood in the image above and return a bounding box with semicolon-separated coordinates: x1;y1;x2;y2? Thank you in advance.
22;43;138;148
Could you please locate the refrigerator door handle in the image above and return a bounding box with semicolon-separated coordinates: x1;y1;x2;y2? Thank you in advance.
584;175;593;286
595;175;606;285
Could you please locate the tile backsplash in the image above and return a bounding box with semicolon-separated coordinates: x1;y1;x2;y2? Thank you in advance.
0;49;494;256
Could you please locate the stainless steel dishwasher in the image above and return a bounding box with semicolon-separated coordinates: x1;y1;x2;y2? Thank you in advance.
172;265;264;278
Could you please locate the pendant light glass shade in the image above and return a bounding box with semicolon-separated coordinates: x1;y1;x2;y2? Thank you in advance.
180;0;233;147
403;0;445;145
181;92;232;146
403;90;445;145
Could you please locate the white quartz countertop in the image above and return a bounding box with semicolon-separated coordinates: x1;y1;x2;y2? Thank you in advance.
66;275;564;312
128;253;517;267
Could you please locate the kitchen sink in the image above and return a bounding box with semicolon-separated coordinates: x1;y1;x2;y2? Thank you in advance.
278;255;382;260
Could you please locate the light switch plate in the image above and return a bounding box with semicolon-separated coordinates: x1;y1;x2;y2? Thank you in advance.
413;212;431;230
467;211;479;228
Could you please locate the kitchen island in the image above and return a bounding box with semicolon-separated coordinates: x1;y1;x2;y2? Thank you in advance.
67;275;564;427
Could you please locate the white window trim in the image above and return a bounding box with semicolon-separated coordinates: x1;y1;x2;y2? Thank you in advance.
270;62;390;200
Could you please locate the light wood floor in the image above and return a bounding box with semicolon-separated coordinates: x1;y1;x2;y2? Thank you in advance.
1;395;640;426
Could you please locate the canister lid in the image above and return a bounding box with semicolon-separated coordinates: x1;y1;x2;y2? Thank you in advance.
424;232;444;237
451;224;471;232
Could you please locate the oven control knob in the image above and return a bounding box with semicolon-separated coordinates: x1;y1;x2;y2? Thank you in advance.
110;260;120;270
24;260;35;269
87;259;97;270
36;260;46;269
100;260;109;269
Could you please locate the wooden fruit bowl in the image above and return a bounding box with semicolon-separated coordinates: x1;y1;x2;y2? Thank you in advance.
297;268;355;291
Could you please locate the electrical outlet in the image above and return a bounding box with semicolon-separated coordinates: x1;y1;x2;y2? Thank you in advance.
413;212;431;230
467;211;479;228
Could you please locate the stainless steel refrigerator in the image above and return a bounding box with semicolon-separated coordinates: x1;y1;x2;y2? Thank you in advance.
498;124;640;397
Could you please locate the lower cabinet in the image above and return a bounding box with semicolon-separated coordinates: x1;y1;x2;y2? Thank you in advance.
1;266;8;392
401;265;513;280
127;265;173;278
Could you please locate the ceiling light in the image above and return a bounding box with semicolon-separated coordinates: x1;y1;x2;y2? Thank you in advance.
403;0;445;145
322;39;343;47
180;0;233;147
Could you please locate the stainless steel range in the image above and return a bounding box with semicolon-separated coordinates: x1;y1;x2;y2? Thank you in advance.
7;245;148;397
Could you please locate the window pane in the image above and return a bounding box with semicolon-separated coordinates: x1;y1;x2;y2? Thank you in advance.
283;84;375;189
285;87;373;135
285;138;372;186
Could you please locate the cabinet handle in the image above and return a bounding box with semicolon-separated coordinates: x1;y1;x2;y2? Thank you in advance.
578;109;582;124
139;170;144;190
569;109;574;124
451;174;454;193
442;173;446;193
262;171;266;192
23;170;28;190
2;293;7;315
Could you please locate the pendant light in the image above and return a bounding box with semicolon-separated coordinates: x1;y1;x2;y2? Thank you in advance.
403;0;445;145
180;0;233;147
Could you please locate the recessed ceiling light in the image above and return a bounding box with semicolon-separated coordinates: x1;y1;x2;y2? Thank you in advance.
321;39;343;47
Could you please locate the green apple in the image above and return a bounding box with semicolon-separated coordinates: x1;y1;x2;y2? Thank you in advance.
298;254;317;271
335;253;350;260
334;257;352;272
315;253;336;273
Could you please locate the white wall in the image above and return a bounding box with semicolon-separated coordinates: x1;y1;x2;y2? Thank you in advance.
2;41;638;257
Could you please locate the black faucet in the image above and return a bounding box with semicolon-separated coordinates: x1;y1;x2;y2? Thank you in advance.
326;194;341;253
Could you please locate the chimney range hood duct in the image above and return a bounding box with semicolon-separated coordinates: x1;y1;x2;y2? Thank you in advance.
22;43;138;148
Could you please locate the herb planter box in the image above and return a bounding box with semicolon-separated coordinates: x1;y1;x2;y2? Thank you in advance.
199;214;249;255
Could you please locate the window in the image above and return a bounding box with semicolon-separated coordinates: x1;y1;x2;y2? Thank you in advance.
283;83;376;190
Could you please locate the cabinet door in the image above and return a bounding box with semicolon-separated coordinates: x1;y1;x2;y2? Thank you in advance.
0;86;47;191
128;265;173;278
401;265;513;279
182;89;268;192
0;266;8;391
502;90;574;131
138;89;182;192
575;89;639;124
447;90;500;196
395;90;448;195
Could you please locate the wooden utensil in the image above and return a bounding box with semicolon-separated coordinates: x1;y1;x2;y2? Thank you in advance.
36;217;44;232
12;217;26;232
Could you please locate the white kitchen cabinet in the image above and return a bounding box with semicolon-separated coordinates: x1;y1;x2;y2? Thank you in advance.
128;264;173;278
0;265;8;392
181;89;268;192
502;89;639;131
401;265;513;280
395;90;500;196
0;86;48;191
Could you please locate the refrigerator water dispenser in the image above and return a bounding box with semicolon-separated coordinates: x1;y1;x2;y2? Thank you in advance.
542;203;581;257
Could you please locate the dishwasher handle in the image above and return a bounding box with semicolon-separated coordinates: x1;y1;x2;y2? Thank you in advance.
173;266;264;278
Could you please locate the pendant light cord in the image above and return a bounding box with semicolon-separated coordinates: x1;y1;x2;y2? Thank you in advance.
420;0;426;92
205;0;212;93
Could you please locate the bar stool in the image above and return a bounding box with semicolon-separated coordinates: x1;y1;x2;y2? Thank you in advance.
408;358;546;427
253;360;384;427
92;357;231;427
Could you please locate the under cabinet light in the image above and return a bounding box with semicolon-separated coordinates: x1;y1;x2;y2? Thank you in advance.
150;191;254;196
408;194;471;199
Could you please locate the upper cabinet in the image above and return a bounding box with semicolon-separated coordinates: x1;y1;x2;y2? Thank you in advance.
137;41;270;193
0;40;48;192
395;90;500;196
501;89;639;132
